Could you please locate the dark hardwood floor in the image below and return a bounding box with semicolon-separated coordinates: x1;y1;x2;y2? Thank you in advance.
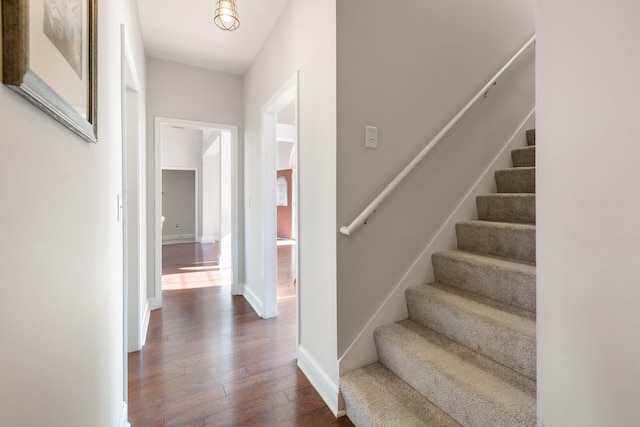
128;242;354;426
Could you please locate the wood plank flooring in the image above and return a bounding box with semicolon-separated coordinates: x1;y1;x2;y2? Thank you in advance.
128;242;354;426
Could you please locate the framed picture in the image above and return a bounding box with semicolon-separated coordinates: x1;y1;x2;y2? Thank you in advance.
2;0;97;143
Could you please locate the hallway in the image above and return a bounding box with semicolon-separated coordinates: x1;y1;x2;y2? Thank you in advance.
128;243;353;426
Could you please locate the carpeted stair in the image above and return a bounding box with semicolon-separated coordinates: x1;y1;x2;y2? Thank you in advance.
341;129;537;426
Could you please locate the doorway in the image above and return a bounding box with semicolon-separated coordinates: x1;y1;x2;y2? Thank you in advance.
153;118;240;308
120;25;149;420
276;100;297;307
261;73;299;320
121;27;149;354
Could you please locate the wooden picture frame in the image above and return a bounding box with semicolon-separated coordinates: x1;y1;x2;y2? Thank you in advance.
2;0;97;143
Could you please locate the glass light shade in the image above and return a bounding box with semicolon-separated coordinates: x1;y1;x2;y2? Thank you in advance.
214;0;240;31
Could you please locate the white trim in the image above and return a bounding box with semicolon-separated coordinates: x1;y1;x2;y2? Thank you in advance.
298;345;342;416
243;285;263;317
231;281;246;297
148;296;161;311
200;235;217;244
119;25;129;408
122;36;140;92
162;234;196;242
162;239;197;245
153;118;163;309
276;123;296;142
118;401;130;427
140;300;150;348
291;76;300;348
338;109;536;373
120;24;144;406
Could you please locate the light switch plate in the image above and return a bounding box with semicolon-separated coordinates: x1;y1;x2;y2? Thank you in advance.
365;126;378;149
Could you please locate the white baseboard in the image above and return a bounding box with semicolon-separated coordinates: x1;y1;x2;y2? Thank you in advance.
243;285;263;317
338;109;536;374
118;401;130;427
162;234;196;244
200;235;217;244
148;296;161;310
141;299;151;347
232;281;245;296
297;345;342;416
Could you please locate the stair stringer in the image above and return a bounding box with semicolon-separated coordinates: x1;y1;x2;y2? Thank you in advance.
338;109;536;378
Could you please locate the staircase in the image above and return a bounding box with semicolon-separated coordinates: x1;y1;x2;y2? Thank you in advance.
341;130;537;426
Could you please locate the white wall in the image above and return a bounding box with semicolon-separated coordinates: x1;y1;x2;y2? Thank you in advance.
277;121;296;170
336;0;535;367
0;0;146;425
537;1;640;425
243;0;338;413
162;170;196;239
219;134;233;266
202;146;221;242
277;139;295;170
161;127;202;169
146;58;244;299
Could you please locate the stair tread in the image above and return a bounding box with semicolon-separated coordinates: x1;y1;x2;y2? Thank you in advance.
511;146;535;153
495;167;535;194
476;194;536;225
410;281;536;328
341;362;463;427
407;282;536;378
376;321;536;426
456;220;536;263
435;249;536;275
477;193;535;199
433;250;536;312
458;220;536;231
526;129;535;146
496;166;535;173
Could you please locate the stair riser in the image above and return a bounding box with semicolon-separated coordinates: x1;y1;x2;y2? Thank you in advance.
511;146;535;167
526;129;535;146
375;326;536;427
433;252;536;312
456;222;536;263
476;195;535;224
495;168;535;194
406;287;536;379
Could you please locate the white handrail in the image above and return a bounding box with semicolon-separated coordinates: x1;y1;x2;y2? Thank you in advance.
339;35;536;236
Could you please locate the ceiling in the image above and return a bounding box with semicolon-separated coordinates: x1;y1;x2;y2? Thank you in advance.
136;0;290;75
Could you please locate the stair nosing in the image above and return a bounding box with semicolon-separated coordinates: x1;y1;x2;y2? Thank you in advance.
476;193;536;198
433;249;536;274
496;166;536;172
409;281;536;327
457;219;536;230
511;145;535;152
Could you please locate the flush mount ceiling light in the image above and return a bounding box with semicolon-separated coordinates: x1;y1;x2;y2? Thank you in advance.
214;0;240;31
